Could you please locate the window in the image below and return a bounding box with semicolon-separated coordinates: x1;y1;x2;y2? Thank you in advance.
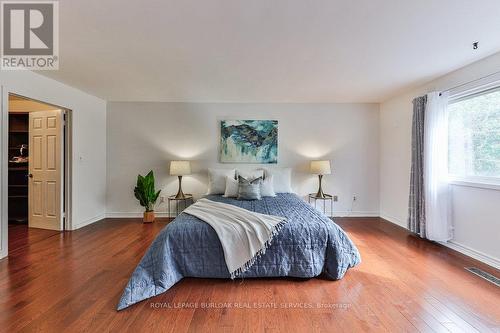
448;87;500;185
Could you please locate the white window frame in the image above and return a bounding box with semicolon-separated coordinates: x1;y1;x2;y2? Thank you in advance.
447;76;500;191
448;176;500;191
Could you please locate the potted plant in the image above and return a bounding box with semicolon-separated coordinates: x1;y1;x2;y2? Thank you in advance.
134;170;161;223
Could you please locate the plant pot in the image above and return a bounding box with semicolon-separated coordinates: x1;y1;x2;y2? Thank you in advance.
143;211;155;223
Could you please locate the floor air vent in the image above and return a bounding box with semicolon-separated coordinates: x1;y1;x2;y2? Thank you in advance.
465;267;500;287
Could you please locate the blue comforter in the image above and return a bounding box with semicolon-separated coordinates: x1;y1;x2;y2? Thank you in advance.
117;193;361;310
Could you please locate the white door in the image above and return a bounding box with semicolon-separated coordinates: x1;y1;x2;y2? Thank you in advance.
28;110;64;230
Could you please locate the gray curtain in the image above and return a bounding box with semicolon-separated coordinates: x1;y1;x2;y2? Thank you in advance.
408;95;427;237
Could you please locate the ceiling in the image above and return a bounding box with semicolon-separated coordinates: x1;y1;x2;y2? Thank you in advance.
38;0;500;103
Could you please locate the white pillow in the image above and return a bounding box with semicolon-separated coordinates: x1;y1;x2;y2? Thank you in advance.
264;168;293;193
236;169;264;180
208;168;235;194
260;175;276;197
223;176;239;197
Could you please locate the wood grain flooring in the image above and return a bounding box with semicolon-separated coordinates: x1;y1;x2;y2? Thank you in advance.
0;217;499;332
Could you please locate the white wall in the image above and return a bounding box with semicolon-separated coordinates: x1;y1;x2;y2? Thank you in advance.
379;52;500;267
1;71;107;258
106;102;379;217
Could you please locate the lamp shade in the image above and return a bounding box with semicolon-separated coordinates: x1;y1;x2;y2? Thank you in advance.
310;160;331;175
170;160;191;176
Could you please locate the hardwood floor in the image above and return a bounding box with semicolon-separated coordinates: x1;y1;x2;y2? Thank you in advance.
1;217;499;332
7;224;60;252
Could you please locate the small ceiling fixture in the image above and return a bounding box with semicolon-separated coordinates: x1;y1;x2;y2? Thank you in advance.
472;41;479;50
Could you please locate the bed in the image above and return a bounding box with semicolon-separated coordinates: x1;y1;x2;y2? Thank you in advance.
117;193;361;310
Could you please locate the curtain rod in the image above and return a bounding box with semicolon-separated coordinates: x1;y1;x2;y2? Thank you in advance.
439;70;500;96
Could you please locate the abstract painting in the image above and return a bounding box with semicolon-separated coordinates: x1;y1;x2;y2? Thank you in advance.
220;120;278;163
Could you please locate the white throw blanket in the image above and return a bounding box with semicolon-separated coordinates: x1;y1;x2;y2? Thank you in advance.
183;198;287;279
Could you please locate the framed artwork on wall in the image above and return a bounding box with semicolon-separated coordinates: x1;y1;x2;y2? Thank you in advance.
220;120;278;164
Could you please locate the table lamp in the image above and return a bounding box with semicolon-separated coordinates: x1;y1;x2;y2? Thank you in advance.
170;160;191;199
310;160;331;198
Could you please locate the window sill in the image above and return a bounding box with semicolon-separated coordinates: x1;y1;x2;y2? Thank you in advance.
448;178;500;191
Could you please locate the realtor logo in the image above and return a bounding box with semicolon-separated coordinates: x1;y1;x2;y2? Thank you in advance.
1;1;58;70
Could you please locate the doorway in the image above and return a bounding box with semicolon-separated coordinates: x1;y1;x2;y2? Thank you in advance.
7;94;71;251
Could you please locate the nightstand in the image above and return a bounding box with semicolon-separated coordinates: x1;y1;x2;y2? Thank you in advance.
167;194;194;218
308;193;333;217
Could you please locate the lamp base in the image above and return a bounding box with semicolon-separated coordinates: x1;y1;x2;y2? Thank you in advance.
175;176;187;199
315;174;327;198
315;190;328;198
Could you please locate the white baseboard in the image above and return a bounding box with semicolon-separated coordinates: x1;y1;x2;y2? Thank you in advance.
379;212;406;228
379;213;500;270
106;212;170;218
106;211;379;219
332;211;379;218
71;213;106;230
105;210;499;270
439;240;500;270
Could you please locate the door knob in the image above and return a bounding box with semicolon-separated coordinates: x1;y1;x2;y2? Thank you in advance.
28;173;33;178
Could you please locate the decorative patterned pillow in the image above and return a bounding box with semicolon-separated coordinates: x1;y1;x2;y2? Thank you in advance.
237;176;262;200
